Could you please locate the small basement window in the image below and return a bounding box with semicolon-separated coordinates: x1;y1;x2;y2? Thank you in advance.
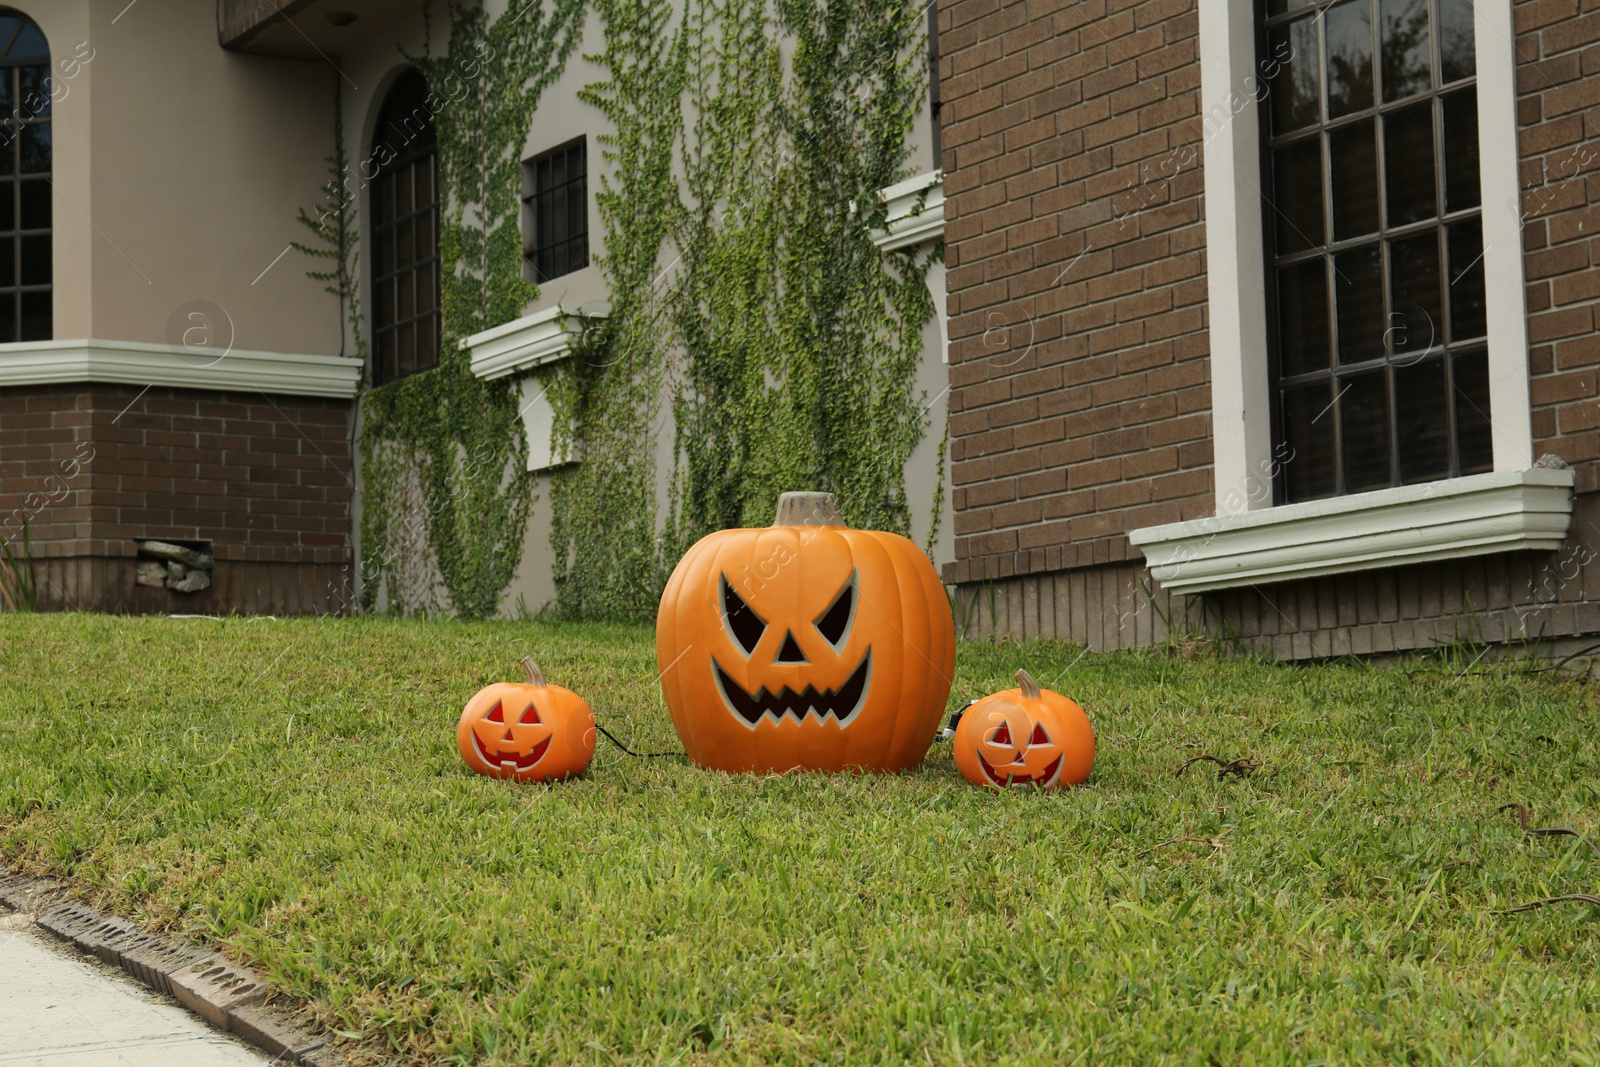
134;539;213;594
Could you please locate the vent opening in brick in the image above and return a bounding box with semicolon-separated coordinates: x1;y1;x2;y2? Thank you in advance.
135;539;214;594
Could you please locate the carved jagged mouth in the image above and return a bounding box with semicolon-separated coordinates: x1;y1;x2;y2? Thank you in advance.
471;731;552;771
713;651;872;728
977;752;1064;788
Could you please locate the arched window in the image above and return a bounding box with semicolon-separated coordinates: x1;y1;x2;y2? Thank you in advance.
0;11;50;343
369;69;439;384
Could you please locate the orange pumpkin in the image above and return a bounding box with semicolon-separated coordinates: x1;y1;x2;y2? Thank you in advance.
953;669;1094;790
656;491;955;773
456;657;596;782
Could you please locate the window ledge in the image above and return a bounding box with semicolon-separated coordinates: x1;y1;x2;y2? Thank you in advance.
1128;468;1576;594
0;339;361;397
463;303;608;381
870;171;944;251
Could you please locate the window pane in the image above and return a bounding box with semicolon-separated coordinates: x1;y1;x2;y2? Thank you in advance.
1389;231;1441;357
1384;100;1436;225
0;235;12;287
1282;381;1338;501
20;232;47;285
396;219;414;269
0;130;13;177
1277;259;1331;377
1381;0;1432;101
18;66;48;118
1453;348;1492;473
1340;369;1392;492
419;315;438;369
19;124;48;174
1438;0;1476;83
1395;358;1449;483
396;166;413;217
397;324;416;378
9;21;47;61
417;207;436;260
1269;19;1321;134
397;270;414;320
1334;243;1384;363
19;178;46;230
19;289;48;341
0;180;11;231
374;276;392;328
1273;138;1325;254
417;263;436;313
1326;0;1375;119
373;178;393;226
376;329;396;385
1329;119;1379;239
0;292;13;342
417;157;435;209
1267;0;1316;12
373;228;393;277
1442;88;1480;213
1447;218;1487;342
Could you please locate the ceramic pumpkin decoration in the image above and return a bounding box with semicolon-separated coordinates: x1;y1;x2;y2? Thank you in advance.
657;491;955;773
456;657;596;782
953;669;1094;790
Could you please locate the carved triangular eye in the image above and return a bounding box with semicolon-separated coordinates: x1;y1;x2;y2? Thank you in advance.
721;575;766;657
1029;723;1050;746
990;721;1012;746
814;571;857;650
486;702;505;723
519;703;541;725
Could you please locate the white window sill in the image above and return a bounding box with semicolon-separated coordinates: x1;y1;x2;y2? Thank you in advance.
1128;468;1576;594
463;303;608;381
870;171;944;251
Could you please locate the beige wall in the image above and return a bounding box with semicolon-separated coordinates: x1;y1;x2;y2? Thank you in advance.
72;0;341;355
337;0;951;617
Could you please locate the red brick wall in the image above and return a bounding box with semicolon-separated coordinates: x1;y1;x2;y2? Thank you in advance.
939;0;1214;588
1518;0;1600;486
0;384;353;614
940;0;1600;658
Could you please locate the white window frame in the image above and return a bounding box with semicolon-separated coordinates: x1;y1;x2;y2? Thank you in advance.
1198;0;1532;515
1126;0;1569;596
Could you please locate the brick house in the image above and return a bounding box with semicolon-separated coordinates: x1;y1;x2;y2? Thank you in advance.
936;0;1600;658
0;3;358;615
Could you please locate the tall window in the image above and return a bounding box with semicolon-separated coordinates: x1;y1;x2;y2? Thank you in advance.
522;138;587;283
0;11;49;343
370;70;439;385
1262;0;1490;503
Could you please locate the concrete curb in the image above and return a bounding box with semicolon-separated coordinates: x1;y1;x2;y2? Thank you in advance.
0;872;347;1066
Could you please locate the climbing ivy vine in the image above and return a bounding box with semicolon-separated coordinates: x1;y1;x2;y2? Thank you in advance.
355;0;584;618
310;0;940;621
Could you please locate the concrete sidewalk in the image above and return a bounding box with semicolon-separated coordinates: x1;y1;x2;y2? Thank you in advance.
0;912;272;1067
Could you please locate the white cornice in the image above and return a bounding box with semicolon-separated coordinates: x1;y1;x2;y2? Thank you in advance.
464;303;609;380
871;171;944;251
0;339;361;397
1129;469;1576;594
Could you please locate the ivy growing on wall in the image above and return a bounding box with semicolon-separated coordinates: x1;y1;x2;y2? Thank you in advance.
548;0;940;621
354;0;584;618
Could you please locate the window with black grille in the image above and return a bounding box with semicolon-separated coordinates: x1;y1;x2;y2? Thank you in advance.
522;139;588;284
0;12;51;343
1261;0;1490;503
370;69;440;385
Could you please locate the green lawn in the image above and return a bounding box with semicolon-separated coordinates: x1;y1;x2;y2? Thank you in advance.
2;614;1598;1065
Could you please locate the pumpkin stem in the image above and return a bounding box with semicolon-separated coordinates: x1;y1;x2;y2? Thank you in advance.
520;657;548;687
773;491;844;527
1015;669;1041;700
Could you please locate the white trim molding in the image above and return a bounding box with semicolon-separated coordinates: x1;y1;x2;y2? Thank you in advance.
1198;0;1534;515
464;303;609;381
870;171;944;252
1130;468;1575;595
0;339;361;397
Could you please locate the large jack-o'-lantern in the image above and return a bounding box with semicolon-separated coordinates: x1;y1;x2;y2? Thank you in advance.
657;492;955;773
456;657;596;782
953;669;1094;790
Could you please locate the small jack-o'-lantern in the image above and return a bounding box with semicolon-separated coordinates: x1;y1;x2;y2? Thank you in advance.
953;669;1094;790
456;657;596;782
657;491;955;773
